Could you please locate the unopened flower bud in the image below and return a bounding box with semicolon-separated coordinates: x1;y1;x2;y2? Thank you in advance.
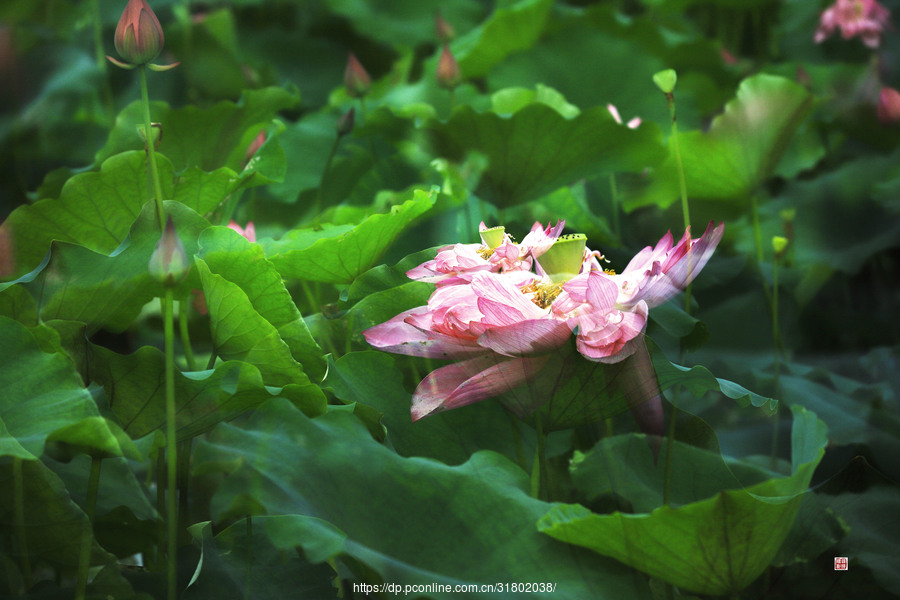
435;12;456;42
149;216;188;286
114;0;165;65
336;108;355;137
436;44;461;90
877;87;900;124
344;53;371;98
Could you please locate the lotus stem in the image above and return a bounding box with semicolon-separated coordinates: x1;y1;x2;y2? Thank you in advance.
139;64;166;231
163;288;178;600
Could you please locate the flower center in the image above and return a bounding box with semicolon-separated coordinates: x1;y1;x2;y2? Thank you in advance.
521;280;565;308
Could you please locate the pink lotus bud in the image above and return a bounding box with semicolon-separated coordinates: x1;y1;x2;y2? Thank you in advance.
336;108;355;137
344;53;371;98
435;12;456;42
436;44;461;90
149;216;188;286
114;0;165;65
877;86;900;124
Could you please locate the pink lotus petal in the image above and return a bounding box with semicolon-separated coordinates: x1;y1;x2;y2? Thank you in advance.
411;354;549;421
362;308;484;359
477;318;571;357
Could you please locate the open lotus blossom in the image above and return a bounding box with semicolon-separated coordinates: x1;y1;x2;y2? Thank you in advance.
814;0;892;48
364;221;724;421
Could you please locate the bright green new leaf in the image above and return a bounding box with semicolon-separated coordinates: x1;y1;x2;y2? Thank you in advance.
261;188;435;283
196;259;326;390
198;226;325;382
538;405;828;596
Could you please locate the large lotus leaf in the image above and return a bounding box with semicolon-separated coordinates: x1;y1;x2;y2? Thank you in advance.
18;201;210;334
0;317;135;460
424;100;666;207
828;484;900;595
95;87;299;174
538;405;828;596
260;188;435;283
648;338;777;412
183;520;339;600
198;226;325;382
0;150;242;279
452;0;553;79
194;400;652;599
624;74;814;212
324;0;486;48
196;259;325;389
0;459;113;572
569;431;779;513
89;344;325;442
325;351;535;466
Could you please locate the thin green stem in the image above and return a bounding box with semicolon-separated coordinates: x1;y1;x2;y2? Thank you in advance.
140;65;166;231
770;256;782;468
13;457;32;590
162;289;178;600
75;457;103;600
156;452;166;568
178;300;197;371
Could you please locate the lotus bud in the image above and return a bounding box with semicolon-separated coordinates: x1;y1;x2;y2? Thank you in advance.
336;108;355;138
877;87;900;124
149;216;188;286
537;234;587;282
114;0;165;66
436;44;461;90
344;53;371;98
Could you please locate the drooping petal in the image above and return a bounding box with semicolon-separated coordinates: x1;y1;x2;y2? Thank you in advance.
477;318;571;357
574;301;648;363
362;308;484;359
411;354;549;421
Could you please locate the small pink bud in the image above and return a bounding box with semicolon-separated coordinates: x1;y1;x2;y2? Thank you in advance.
114;0;165;65
149;216;188;286
227;220;256;243
344;53;371;98
336;108;355;137
435;12;456;43
436;44;461;90
877;87;900;124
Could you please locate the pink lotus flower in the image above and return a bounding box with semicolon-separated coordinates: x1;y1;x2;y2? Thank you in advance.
814;0;891;48
364;221;724;421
